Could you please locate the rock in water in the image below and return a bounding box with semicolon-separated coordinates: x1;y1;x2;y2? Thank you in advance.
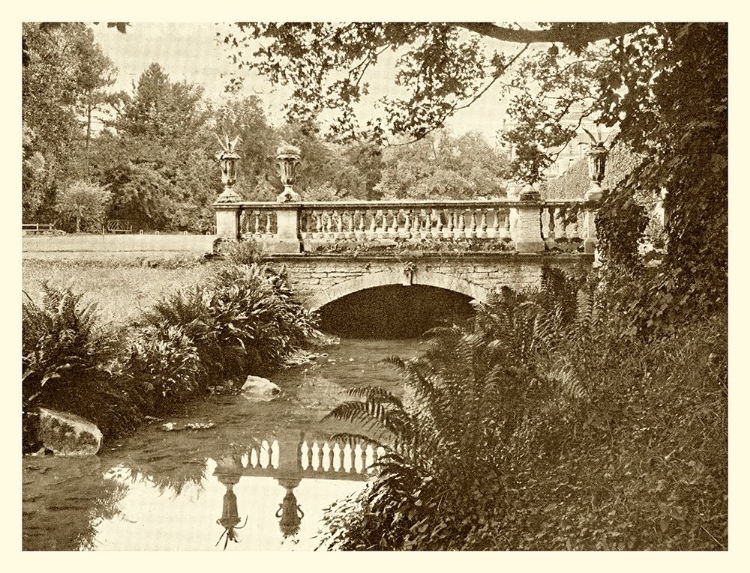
241;375;281;401
37;408;103;456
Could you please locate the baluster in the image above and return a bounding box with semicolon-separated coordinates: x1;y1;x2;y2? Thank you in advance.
314;442;322;471
540;207;549;240
489;208;499;239
388;209;398;238
466;209;477;239
364;445;374;470
454;210;465;240
431;208;441;239
352;209;360;239
271;440;280;468
342;443;353;473
333;210;342;239
559;206;566;240
326;211;335;239
443;209;453;239
239;211;246;237
417;208;426;238
354;444;364;473
311;212;319;239
252;212;260;236
548;207;556;241
477;209;488;239
505;209;513;239
332;443;342;472
378;209;387;238
567;208;575;240
259;440;270;468
298;211;307;240
346;210;354;238
346;209;357;239
250;448;259;468
401;209;411;239
367;209;376;239
307;441;315;471
354;209;366;239
325;442;334;472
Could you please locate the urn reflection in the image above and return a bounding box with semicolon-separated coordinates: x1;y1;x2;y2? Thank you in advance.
276;478;305;539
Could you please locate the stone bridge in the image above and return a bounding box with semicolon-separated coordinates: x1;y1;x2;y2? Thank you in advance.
215;198;599;310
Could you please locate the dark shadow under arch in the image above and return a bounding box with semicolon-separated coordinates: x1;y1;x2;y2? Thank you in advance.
318;284;476;339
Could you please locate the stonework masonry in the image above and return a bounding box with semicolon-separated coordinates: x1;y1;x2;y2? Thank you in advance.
266;253;594;310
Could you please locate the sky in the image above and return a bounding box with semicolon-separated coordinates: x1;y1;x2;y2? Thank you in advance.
91;22;514;142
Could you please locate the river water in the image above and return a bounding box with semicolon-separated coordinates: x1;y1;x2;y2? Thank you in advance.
22;338;426;551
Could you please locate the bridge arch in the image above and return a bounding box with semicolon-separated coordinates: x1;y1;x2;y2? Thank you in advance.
306;270;490;311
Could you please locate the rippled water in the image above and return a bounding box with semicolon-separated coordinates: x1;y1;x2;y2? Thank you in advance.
22;339;426;551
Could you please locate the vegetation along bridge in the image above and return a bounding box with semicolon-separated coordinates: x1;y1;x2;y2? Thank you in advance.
214;196;599;310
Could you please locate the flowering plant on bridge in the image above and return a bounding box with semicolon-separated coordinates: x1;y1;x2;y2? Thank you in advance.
311;237;515;257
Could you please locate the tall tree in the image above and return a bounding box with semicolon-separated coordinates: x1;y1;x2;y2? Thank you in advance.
114;63;209;141
93;64;219;232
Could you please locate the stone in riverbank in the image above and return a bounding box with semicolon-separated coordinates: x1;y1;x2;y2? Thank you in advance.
37;408;103;456
241;375;281;401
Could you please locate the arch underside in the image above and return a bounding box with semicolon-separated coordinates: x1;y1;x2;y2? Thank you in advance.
306;270;490;310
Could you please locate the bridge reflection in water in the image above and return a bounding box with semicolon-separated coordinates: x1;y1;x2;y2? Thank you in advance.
213;432;381;547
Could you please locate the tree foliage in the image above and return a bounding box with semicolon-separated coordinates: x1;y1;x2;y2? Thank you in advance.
22;23;116;221
91;63;220;231
220;23;640;143
375;130;509;199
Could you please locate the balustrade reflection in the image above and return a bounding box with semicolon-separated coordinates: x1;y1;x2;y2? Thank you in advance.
212;433;382;548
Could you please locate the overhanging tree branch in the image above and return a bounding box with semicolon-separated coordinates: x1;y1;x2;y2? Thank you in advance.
455;23;648;45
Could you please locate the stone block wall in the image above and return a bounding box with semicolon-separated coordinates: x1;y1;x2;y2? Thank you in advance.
267;254;592;309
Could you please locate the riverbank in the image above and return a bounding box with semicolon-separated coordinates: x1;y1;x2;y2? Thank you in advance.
22;255;320;454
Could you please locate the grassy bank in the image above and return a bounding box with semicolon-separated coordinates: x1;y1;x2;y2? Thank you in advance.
23;258;215;325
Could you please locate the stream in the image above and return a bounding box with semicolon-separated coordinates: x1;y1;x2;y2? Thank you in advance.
22;338;426;551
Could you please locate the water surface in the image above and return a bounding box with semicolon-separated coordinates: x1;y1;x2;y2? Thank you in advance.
22;338;425;551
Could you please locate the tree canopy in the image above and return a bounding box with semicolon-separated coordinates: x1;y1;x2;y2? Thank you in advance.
221;21;727;319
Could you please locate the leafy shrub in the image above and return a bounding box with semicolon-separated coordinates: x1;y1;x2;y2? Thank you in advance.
222;238;265;265
22;283;140;451
320;288;556;550
318;269;727;550
122;325;202;414
143;263;319;384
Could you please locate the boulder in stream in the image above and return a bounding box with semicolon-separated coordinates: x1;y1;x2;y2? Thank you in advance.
241;375;281;401
37;408;103;456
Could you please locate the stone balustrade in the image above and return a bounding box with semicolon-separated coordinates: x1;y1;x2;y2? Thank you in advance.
215;199;599;255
